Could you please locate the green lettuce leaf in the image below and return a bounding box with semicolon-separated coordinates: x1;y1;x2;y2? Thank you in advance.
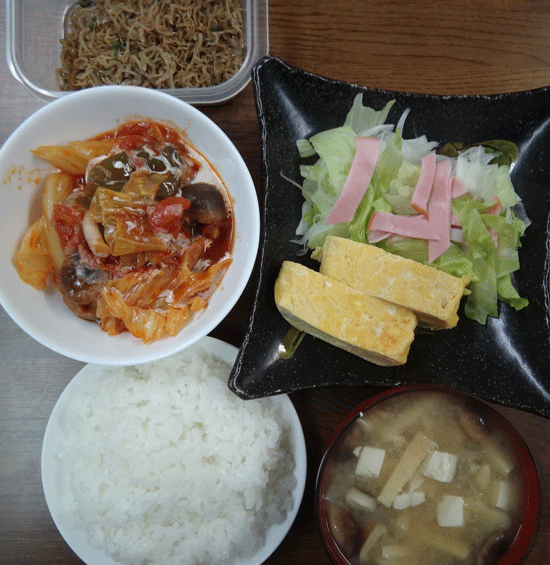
292;96;528;325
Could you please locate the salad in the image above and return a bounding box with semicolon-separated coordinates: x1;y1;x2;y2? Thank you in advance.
293;94;529;325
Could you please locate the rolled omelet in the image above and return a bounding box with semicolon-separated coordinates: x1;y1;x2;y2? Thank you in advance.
319;236;470;329
274;261;417;366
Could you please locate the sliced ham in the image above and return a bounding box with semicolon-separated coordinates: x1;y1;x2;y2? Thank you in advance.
451;177;467;199
367;230;391;243
428;158;453;263
325;136;380;225
485;198;502;246
485;196;503;215
410;152;436;216
367;211;441;240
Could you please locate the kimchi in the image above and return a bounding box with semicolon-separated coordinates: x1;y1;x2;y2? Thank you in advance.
13;121;234;343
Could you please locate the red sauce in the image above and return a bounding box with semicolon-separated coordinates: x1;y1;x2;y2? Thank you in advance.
90;120;234;265
201;217;233;264
53;204;85;252
15;119;235;342
93;121;191;158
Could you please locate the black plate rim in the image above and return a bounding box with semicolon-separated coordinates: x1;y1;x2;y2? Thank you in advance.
229;55;550;419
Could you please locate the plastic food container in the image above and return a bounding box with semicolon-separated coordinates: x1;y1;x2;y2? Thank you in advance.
6;0;268;104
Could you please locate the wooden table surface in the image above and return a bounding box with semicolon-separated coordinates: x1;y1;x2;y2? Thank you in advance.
1;1;550;564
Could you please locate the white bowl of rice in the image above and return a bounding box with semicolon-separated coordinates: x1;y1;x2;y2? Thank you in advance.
41;336;307;565
0;85;260;364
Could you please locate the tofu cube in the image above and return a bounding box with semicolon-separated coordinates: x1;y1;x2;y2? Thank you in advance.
437;495;464;527
355;446;386;479
423;451;458;483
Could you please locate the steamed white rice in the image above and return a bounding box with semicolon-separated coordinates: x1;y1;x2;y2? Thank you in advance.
59;350;296;565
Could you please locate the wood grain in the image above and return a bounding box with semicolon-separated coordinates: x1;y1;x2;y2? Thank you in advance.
1;0;550;563
268;0;550;95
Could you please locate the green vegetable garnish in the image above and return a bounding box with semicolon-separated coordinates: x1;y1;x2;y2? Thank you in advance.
111;39;124;57
439;140;519;168
279;326;305;359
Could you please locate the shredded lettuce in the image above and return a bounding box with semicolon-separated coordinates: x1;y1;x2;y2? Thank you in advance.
293;94;529;324
345;94;395;133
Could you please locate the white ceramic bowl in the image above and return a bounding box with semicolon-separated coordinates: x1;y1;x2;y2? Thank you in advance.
0;86;259;364
42;336;307;565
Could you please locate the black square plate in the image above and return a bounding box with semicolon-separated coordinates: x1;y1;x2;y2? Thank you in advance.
228;56;550;419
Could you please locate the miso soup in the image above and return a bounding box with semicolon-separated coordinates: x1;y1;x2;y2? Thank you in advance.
319;391;527;565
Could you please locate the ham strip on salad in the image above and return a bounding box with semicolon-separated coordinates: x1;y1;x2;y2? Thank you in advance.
427;158;453;263
325;136;380;225
451;177;467;198
410;152;436;216
367;211;441;242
